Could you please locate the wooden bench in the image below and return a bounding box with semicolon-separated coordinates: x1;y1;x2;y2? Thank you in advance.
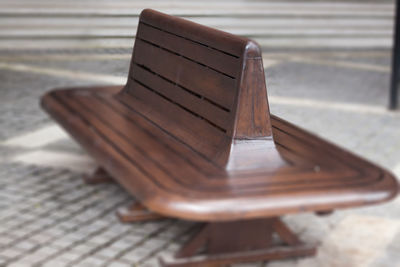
41;9;399;266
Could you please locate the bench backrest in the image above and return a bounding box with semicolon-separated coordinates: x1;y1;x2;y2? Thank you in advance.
120;9;273;167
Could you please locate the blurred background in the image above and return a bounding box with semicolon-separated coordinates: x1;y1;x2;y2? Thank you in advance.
0;1;399;267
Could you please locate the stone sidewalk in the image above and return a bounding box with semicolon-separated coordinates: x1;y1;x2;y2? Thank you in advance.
1;0;400;266
0;48;399;267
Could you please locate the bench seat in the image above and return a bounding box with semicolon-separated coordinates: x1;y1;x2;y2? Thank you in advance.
42;86;397;222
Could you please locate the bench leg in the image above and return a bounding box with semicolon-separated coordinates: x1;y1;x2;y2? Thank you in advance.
83;167;114;184
160;218;316;267
315;210;334;216
116;202;166;223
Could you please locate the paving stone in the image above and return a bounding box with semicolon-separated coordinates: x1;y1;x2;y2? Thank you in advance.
55;251;82;263
28;234;54;245
75;256;105;267
69;244;95;256
370;229;400;267
95;247;122;260
0;248;24;260
13;241;37;252
41;259;69;267
16;253;47;265
7;262;33;267
140;257;161;267
106;261;132;267
87;235;113;247
119;249;143;263
109;239;136;251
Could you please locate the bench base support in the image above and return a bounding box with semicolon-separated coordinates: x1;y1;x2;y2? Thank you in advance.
83;167;113;184
160;218;316;267
116;202;165;223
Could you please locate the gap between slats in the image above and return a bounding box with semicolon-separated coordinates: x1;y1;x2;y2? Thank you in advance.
131;38;236;109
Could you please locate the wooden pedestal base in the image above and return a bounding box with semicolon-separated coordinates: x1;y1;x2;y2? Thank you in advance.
83;167;113;184
160;218;316;267
315;210;334;216
116;202;165;223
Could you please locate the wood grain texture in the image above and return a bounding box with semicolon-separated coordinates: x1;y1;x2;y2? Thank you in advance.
116;202;165;223
41;9;399;223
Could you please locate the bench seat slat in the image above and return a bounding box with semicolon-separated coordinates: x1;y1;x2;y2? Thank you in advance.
121;82;231;162
273;128;357;171
58;92;212;195
99;96;223;177
129;64;231;130
68;93;228;183
271;116;381;176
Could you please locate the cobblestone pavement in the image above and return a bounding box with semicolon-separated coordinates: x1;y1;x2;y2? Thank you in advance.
1;1;400;267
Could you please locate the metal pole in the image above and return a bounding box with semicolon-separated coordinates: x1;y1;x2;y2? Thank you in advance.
389;0;400;109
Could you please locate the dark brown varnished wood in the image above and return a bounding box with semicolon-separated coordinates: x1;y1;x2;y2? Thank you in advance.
83;167;113;184
315;210;334;216
41;9;399;266
116;202;165;223
41;82;398;221
160;218;316;266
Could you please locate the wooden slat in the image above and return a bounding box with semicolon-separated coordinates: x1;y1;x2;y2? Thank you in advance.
58;92;198;194
71;92;223;184
99;94;222;176
273;128;347;169
42;89;398;221
137;22;241;78
50;93;320;194
67;92;377;188
41;91;168;203
271;116;381;175
130;64;231;130
139;9;247;57
55;94;378;196
97;95;338;190
132;39;237;110
99;96;350;188
58;92;381;194
121;84;231;161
